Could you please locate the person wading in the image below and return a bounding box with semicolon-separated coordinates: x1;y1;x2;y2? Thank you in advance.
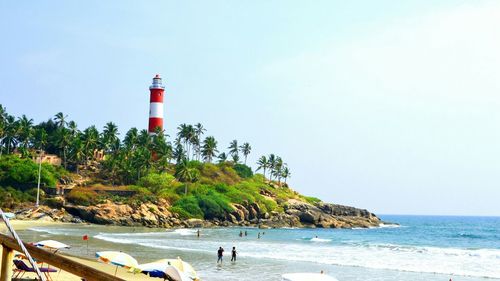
231;246;237;262
217;247;224;263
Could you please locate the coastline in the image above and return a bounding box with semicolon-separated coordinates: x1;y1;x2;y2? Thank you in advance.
3;217;499;281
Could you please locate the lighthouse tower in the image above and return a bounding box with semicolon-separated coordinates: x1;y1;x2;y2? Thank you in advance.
148;74;165;134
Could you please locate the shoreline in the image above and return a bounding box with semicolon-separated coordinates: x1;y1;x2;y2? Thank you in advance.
2;219;497;281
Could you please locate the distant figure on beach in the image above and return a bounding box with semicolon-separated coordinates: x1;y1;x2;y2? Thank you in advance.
315;235;318;238
197;229;200;238
258;232;261;239
239;230;243;237
231;246;237;262
244;230;247;236
320;270;324;274
217;247;224;263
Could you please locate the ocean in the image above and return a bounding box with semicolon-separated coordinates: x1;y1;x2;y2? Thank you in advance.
17;215;500;281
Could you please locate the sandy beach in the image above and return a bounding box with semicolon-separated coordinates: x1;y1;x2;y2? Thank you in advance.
1;220;152;281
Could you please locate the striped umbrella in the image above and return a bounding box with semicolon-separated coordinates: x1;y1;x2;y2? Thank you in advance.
96;251;138;276
132;258;198;280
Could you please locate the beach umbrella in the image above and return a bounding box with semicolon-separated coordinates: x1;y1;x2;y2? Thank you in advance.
164;265;192;281
133;258;198;280
35;240;70;250
96;251;139;276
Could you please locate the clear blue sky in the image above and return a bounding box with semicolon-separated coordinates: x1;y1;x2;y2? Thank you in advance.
1;1;499;216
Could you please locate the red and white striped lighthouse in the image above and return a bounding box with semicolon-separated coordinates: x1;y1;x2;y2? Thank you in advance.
148;74;165;134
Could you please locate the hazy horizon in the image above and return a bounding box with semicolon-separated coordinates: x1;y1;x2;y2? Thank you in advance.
1;1;499;216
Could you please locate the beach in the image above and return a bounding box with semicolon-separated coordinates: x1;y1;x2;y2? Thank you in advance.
1;220;153;281
2;215;500;281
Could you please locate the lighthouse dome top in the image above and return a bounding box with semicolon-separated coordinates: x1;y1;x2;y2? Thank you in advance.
150;74;165;89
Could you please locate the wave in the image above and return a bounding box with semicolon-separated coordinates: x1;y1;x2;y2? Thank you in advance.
378;223;401;228
93;232;500;279
454;233;484;239
169;228;197;236
28;227;87;236
310;237;332;242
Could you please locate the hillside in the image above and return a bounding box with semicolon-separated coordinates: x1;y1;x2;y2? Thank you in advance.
0;155;382;228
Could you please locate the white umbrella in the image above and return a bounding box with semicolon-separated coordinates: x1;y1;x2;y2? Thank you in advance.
35;240;70;250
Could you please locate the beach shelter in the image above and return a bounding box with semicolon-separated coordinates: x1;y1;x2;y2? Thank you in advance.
96;251;139;276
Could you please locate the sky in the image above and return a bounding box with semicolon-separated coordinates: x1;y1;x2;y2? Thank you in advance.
1;1;499;216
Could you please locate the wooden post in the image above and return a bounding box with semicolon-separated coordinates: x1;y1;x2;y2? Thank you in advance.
0;245;14;281
0;234;123;281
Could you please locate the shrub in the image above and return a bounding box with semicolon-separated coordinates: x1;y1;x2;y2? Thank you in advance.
172;196;204;219
137;173;177;194
302;196;321;204
44;197;64;208
0;186;35;209
157;188;181;203
66;189;98;206
127;185;152;195
233;164;253;179
0;155;58;189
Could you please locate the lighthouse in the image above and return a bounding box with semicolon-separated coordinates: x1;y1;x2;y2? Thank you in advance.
148;74;165;134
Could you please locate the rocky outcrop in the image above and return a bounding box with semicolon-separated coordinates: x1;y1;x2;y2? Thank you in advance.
64;199;179;227
14;206;82;223
14;198;387;229
258;200;382;228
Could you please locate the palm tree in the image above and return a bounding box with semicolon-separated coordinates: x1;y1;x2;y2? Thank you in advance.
267;154;277;180
82;126;99;164
272;157;284;185
201;136;218;163
53;112;68;128
69;138;85;173
137;129;152;148
231;153;240;163
131;147;152;180
124;127;138;150
239;142;251;164
56;128;71;168
194;123;206;160
33;128;48;151
177;124;196;159
17;115;34;149
173;143;186;163
228;140;238;160
281;166;291;185
256;155;269;179
174;158;200;195
2;116;19;154
68;120;79;136
218;152;228;163
102;122;119;153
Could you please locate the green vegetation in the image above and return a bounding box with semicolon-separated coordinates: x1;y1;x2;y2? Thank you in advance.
0;104;323;220
0;155;62;189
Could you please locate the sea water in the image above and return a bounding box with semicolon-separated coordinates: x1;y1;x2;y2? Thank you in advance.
17;215;500;281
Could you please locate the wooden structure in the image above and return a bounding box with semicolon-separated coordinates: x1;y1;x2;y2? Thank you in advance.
0;233;123;281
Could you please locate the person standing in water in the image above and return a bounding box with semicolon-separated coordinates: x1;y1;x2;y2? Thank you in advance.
231;246;237;262
258;232;261;239
217;247;224;263
239;230;243;237
197;229;200;238
244;230;247;236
